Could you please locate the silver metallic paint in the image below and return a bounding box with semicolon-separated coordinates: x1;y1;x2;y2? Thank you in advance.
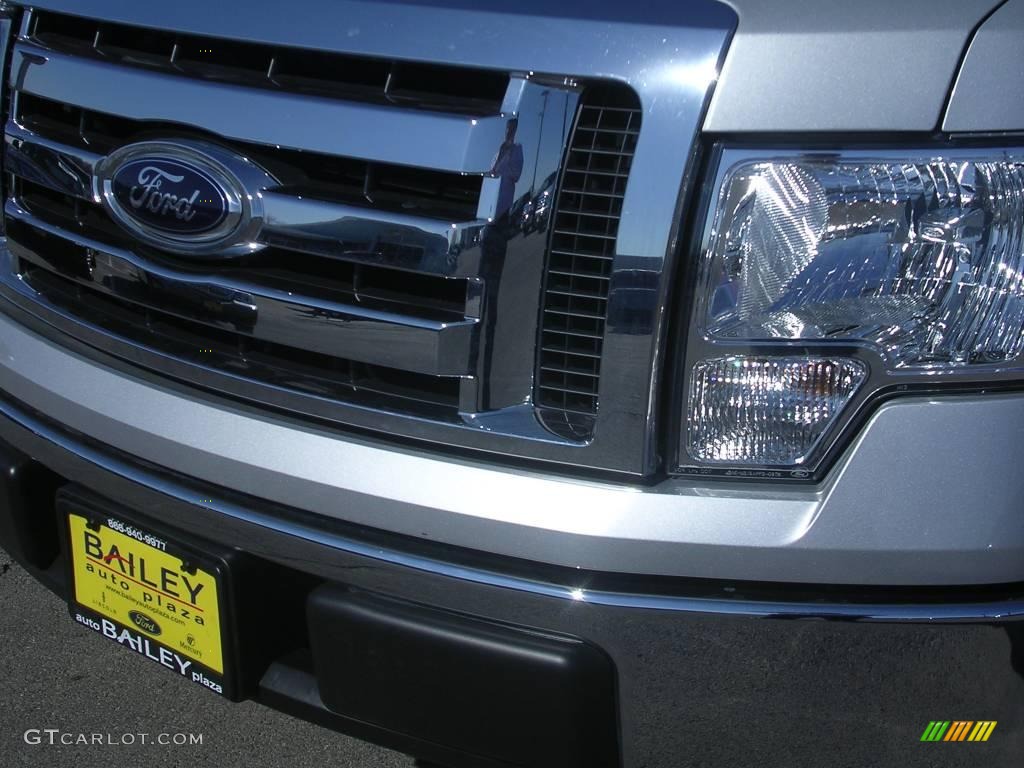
1;308;1023;585
944;0;1024;132
707;0;1004;133
2;388;1023;619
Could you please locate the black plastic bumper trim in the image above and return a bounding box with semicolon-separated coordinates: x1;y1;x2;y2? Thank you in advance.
307;587;619;768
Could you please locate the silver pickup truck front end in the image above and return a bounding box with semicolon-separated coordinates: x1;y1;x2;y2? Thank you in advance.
1;1;1022;766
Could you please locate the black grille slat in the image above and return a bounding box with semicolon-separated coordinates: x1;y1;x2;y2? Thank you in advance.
535;86;640;440
544;308;606;320
542;349;601;362
548;269;611;281
545;288;609;300
30;11;508;116
552;252;614;264
541;359;600;375
542;327;605;341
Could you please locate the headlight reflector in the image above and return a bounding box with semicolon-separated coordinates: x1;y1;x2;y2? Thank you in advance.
702;155;1024;367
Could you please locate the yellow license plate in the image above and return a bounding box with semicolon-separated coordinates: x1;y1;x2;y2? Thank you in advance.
67;512;228;695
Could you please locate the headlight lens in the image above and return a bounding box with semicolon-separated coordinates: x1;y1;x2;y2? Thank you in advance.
702;156;1024;366
681;149;1024;476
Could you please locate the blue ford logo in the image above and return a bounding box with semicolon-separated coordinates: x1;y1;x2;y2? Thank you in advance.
128;610;162;636
95;140;277;257
110;158;229;235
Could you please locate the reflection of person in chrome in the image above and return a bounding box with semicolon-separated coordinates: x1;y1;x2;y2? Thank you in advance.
480;118;524;408
490;118;524;220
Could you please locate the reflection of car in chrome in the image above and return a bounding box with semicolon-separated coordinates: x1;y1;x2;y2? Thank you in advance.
508;190;532;233
521;171;557;235
145;275;258;333
2;2;1023;767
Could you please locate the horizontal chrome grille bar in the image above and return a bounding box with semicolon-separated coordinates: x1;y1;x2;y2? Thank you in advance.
12;41;512;174
28;10;510;117
6;202;478;376
0;251;463;415
13;90;484;221
259;193;485;278
4;121;100;199
5;121;489;277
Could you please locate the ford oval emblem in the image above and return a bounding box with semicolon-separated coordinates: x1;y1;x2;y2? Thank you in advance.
128;610;162;636
110;158;230;236
95;140;278;257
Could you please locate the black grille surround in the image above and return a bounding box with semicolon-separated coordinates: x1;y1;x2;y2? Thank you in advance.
535;86;641;440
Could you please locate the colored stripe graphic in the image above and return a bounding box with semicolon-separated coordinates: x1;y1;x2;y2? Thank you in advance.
945;722;973;741
967;722;998;742
921;721;997;742
921;721;950;742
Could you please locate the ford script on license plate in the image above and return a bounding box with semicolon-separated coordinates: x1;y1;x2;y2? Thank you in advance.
65;505;232;697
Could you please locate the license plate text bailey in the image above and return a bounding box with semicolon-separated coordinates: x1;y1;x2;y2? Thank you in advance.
66;510;229;696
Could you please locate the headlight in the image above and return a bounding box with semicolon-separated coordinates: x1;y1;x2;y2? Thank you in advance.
679;148;1024;478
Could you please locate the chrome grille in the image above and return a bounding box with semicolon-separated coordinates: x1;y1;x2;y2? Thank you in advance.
2;10;527;420
29;11;509;116
13;250;462;414
13;177;469;323
15;92;483;221
0;8;653;461
536;86;641;439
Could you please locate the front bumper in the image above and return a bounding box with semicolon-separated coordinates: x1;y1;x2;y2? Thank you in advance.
1;389;1022;767
2;308;1024;587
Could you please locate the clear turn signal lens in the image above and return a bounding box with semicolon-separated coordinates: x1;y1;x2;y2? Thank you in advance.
686;356;867;466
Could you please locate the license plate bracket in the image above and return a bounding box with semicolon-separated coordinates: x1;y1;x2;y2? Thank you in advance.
60;488;237;698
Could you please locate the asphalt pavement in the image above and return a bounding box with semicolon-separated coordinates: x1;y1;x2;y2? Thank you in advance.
0;546;413;768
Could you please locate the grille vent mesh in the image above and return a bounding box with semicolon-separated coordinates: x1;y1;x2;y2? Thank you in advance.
536;85;641;439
